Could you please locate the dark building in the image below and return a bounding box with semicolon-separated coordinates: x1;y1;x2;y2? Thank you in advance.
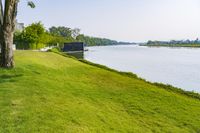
63;42;84;52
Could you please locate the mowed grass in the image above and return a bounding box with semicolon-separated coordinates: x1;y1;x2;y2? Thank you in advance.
0;51;200;133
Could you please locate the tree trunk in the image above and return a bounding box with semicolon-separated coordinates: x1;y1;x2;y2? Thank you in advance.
1;26;14;68
0;0;18;68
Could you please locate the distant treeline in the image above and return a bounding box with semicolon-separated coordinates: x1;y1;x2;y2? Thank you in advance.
14;22;130;50
76;35;118;46
143;39;200;47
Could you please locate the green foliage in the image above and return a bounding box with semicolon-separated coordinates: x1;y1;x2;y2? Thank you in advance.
71;28;81;39
145;40;200;47
0;51;200;132
143;43;200;47
24;22;45;44
13;30;22;44
27;1;35;8
48;26;119;47
77;34;118;46
48;26;81;48
49;26;76;39
14;22;120;50
14;23;67;50
14;22;48;49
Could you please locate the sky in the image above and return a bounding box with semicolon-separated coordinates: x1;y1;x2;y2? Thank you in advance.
17;0;200;42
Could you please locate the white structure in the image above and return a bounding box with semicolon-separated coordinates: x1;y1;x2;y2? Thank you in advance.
13;44;16;50
40;46;57;52
0;44;16;52
15;20;24;32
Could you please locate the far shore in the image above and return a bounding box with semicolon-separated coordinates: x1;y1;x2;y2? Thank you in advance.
140;44;200;48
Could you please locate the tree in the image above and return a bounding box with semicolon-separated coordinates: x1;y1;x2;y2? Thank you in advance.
22;22;45;45
14;22;54;49
14;23;73;49
49;26;77;45
71;28;80;39
0;0;35;68
76;34;118;46
49;26;72;38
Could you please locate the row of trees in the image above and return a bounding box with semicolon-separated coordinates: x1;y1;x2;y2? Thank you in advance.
14;23;78;49
48;26;119;46
77;34;118;46
147;38;200;45
14;22;119;49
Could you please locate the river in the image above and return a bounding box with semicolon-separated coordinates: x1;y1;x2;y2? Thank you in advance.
84;45;200;93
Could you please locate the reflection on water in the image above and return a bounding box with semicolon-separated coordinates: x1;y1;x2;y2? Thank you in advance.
67;52;84;59
84;45;200;93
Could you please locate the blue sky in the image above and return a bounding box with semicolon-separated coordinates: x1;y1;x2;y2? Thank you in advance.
17;0;200;42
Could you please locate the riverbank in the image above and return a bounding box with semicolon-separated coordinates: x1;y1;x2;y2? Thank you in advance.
84;45;200;92
0;51;200;132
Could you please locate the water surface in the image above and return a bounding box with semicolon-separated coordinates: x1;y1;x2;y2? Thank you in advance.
84;45;200;93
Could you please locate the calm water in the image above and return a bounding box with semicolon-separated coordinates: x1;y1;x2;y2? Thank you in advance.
84;45;200;93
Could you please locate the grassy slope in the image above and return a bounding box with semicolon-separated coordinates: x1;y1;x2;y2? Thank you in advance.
0;51;200;133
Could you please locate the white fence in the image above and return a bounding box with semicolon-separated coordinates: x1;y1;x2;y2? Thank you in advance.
40;46;57;52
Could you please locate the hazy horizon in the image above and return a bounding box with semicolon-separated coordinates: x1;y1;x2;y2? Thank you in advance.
17;0;200;42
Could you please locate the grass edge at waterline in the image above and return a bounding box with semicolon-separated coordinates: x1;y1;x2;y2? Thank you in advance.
1;50;200;132
48;48;200;100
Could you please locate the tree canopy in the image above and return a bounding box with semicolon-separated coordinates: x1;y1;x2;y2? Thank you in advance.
14;23;120;49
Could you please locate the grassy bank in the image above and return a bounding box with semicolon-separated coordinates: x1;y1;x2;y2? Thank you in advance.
0;51;200;132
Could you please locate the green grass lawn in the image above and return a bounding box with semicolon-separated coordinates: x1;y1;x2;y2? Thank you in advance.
0;51;200;133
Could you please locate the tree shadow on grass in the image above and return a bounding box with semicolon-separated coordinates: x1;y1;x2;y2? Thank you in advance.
0;74;23;84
